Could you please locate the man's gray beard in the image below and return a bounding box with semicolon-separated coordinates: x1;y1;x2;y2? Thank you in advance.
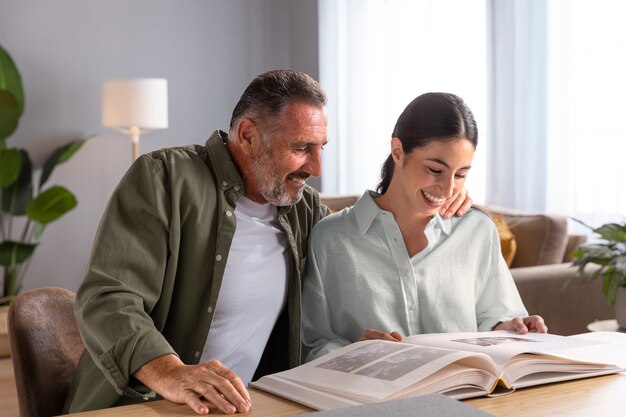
250;145;304;206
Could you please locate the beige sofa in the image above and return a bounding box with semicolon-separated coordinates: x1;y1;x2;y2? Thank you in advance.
320;196;614;335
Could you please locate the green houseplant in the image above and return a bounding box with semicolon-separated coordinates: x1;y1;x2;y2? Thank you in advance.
569;220;626;328
0;45;87;305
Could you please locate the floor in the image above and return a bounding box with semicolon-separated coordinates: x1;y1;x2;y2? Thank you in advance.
0;358;19;417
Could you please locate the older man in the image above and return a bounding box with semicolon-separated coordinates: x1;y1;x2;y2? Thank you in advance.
64;70;470;415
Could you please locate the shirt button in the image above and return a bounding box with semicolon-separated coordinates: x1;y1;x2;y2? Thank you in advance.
234;185;240;191
409;304;415;311
194;351;200;358
216;254;222;261
225;210;233;217
143;396;149;401
222;181;228;187
207;306;213;314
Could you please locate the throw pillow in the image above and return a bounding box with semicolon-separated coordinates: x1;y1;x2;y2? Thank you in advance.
500;213;568;268
492;214;517;267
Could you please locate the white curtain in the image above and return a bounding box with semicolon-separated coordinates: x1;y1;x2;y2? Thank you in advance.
486;0;548;212
319;0;488;199
546;0;626;229
319;0;625;230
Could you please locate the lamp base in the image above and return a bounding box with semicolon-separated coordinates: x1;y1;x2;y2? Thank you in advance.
130;130;140;161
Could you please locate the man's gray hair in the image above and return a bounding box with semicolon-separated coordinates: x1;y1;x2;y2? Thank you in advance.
228;69;327;138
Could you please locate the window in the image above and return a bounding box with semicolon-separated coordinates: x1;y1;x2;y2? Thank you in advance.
547;0;626;229
319;0;488;200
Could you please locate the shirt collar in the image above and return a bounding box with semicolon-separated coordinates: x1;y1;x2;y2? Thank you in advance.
204;130;245;192
353;190;382;234
431;211;452;235
353;189;452;236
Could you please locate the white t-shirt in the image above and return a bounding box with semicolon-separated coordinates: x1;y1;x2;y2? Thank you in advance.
200;196;288;383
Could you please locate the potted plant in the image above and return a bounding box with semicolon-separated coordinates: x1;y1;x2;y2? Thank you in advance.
0;45;88;355
569;221;626;328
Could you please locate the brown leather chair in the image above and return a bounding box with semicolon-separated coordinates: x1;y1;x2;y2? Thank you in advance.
7;287;84;417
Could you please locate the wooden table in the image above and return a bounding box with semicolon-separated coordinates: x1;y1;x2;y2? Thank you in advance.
64;373;626;417
0;358;19;417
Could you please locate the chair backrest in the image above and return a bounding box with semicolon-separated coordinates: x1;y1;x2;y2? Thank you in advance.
8;287;85;417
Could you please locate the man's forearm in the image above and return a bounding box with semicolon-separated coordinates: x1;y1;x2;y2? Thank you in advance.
134;353;183;392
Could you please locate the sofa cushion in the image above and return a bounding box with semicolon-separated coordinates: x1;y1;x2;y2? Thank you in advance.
564;234;587;262
321;195;359;213
505;213;568;267
481;206;569;268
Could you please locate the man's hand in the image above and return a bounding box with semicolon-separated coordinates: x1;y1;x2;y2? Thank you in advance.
439;188;473;219
358;328;404;342
134;354;251;415
493;316;548;334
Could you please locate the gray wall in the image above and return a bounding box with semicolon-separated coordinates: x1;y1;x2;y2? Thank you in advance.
0;0;319;292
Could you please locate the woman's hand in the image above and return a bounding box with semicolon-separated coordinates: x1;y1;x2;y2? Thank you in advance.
493;316;548;334
358;328;404;342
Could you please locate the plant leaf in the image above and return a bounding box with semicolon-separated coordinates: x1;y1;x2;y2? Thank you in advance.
0;46;24;115
39;136;90;188
568;219;626;308
0;147;21;187
0;46;24;142
579;243;614;256
0;241;36;266
32;222;45;240
26;185;77;224
612;257;626;285
1;264;21;300
593;223;626;244
569;217;594;231
1;149;32;215
605;268;620;307
0;90;20;142
570;247;583;260
602;268;613;295
590;265;608;283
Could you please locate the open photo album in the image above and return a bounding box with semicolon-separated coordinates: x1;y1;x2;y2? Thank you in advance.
251;331;626;410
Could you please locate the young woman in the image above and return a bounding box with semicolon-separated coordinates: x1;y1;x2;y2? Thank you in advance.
302;92;547;361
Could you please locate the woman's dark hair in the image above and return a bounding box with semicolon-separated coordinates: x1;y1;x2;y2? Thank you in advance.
376;92;478;194
229;69;327;137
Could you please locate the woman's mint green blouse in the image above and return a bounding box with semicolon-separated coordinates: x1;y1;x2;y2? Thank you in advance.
302;191;527;361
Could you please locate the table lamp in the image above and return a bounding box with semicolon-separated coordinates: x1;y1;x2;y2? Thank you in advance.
101;78;168;161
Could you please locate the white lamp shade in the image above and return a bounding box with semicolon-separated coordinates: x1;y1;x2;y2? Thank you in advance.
101;78;168;130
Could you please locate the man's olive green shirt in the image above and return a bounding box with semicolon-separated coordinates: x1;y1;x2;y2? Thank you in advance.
64;131;329;413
